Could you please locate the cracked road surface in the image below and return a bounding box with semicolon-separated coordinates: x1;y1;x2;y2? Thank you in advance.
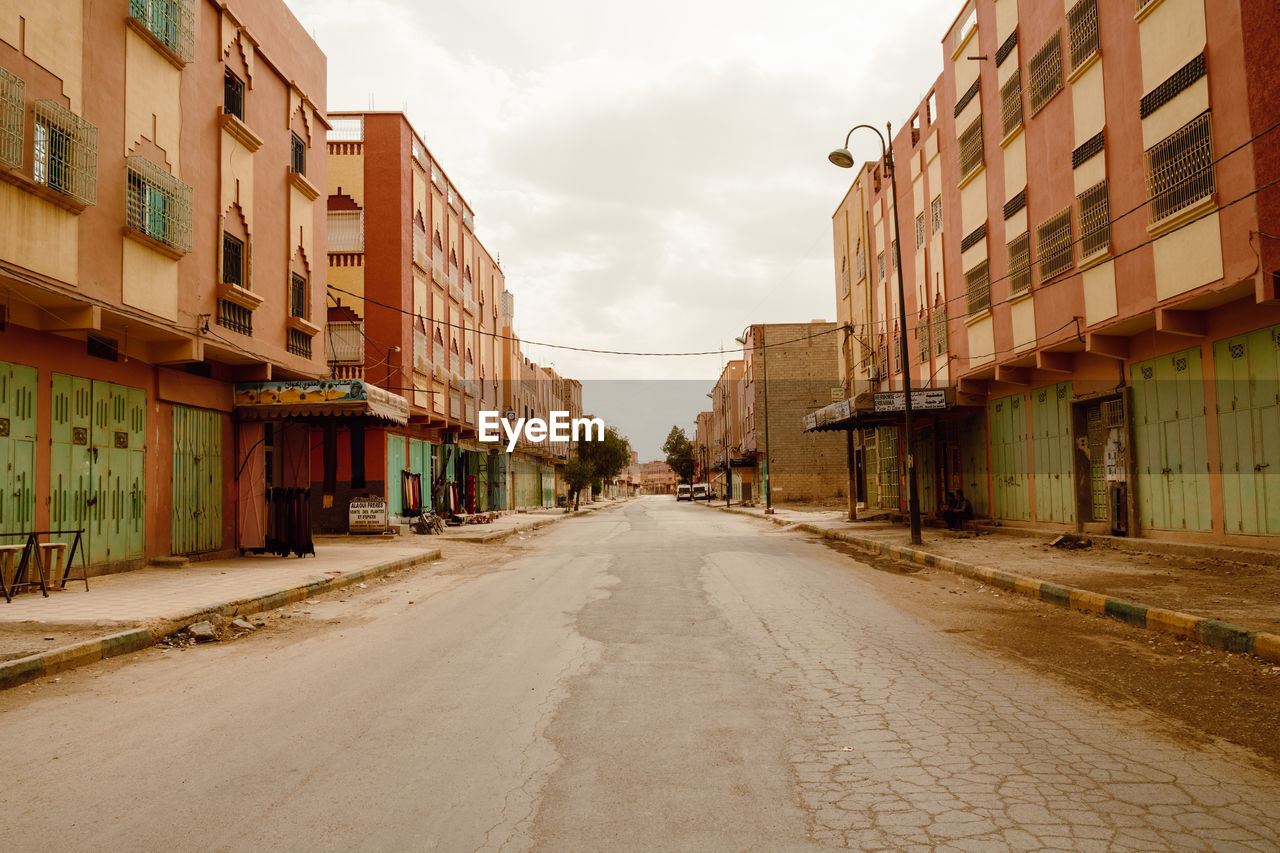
2;497;1278;851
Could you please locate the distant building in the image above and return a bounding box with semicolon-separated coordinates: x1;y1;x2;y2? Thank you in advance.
640;461;677;494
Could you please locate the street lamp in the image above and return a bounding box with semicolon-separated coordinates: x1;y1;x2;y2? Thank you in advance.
735;327;772;513
829;122;922;546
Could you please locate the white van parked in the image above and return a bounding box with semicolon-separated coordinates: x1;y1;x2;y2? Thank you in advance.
691;484;709;501
676;484;692;501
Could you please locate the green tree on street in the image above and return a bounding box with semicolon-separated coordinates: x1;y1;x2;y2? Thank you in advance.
662;426;697;485
576;425;632;497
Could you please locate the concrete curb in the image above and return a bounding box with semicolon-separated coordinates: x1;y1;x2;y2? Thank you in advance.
441;501;624;543
708;504;1280;666
0;548;443;691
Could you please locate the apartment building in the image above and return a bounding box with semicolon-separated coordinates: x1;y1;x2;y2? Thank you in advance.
0;0;328;569
740;322;848;503
306;110;510;529
639;460;676;495
818;0;1280;545
706;360;747;500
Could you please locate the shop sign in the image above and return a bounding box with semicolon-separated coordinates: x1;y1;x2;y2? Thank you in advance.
873;389;948;412
349;497;387;533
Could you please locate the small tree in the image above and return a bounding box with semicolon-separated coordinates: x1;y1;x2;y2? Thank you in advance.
662;426;697;485
578;426;631;498
562;457;594;511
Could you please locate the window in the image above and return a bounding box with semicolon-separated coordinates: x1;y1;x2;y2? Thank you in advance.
327;210;364;252
959;116;984;178
0;66;23;169
1036;208;1074;280
1145;111;1214;223
892;324;902;374
878;334;888;378
1078;181;1111;258
855;240;866;280
126;156;192;252
1000;71;1023;137
224;69;244;120
290;273;308;319
290;133;306;175
916;213;926;248
931;196;943;233
890;240;898;271
932;306;949;357
965;261;991;314
1007;232;1031;294
877;251;886;280
32;100;97;205
1028;33;1064;115
1067;0;1099;71
918;316;931;363
222;232;245;287
841;259;850;296
128;0;194;63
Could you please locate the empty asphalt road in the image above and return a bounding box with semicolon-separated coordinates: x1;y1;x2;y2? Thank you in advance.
2;497;1278;851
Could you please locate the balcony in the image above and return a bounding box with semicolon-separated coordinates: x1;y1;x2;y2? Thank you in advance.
463;293;478;315
331;363;364;381
433;341;445;368
412;225;428;270
447;262;460;291
431;251;443;283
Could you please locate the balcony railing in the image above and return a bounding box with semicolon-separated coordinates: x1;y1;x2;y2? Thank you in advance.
327;320;365;364
432;251;444;282
447;262;460;290
413;225;427;269
448;282;464;304
413;327;430;373
463;293;478;315
433;341;445;369
331;363;364;380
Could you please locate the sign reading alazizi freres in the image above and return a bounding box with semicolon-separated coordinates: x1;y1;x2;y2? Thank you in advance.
479;411;606;452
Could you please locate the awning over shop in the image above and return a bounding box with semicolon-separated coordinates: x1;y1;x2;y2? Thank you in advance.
233;379;410;425
804;387;974;432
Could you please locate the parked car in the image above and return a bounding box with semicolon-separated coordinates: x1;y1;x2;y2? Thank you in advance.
676;484;692;501
692;484;708;501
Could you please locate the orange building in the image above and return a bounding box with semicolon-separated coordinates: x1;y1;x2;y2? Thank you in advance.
0;0;329;569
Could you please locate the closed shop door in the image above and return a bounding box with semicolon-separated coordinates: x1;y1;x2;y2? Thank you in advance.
0;362;36;542
409;438;432;511
172;406;223;555
1031;382;1075;524
51;376;145;564
959;416;988;516
387;434;407;517
1131;348;1211;532
876;426;899;510
914;424;936;515
989;393;1030;520
1215;326;1280;535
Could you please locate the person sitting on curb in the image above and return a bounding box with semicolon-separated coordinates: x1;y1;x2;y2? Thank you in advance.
944;490;973;531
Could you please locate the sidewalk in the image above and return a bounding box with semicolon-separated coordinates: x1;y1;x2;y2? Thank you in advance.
704;502;1280;663
436;498;625;543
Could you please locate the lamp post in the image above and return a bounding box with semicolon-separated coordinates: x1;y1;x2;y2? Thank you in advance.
736;326;772;512
829;123;922;546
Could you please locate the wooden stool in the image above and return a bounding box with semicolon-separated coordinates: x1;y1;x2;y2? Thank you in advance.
38;542;68;588
0;544;24;598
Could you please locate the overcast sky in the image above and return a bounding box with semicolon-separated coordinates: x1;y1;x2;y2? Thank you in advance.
287;0;960;456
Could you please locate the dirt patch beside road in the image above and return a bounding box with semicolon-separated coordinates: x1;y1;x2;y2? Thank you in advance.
810;535;1280;768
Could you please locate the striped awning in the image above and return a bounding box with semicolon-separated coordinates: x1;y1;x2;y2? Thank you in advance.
233;379;410;425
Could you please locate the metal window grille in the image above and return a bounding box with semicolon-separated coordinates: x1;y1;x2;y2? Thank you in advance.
125;156;192;252
286;328;311;358
1000;71;1023;138
222;233;244;286
1140;54;1206;119
0;66;22;169
327;321;364;363
892;324;902;374
290;273;308;319
841;263;850;296
878;335;888;378
965;260;991;314
916;213;926;248
413;222;428;268
1072;130;1105;168
1067;0;1099;71
959;116;984;178
855;242;866;279
954;78;980;118
128;0;194;63
918;316;931;363
32;100;97;205
291;133;306;175
216;299;252;335
996;29;1018;67
224;70;244;120
1078;180;1111;257
327;210;364;252
327;118;363;142
1004;188;1027;220
1028;32;1063;116
931;196;943;233
890;240;898;271
933;306;949;357
1036;207;1074;279
877;252;886;280
1145;111;1214;223
1007;232;1031;294
961;223;987;253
